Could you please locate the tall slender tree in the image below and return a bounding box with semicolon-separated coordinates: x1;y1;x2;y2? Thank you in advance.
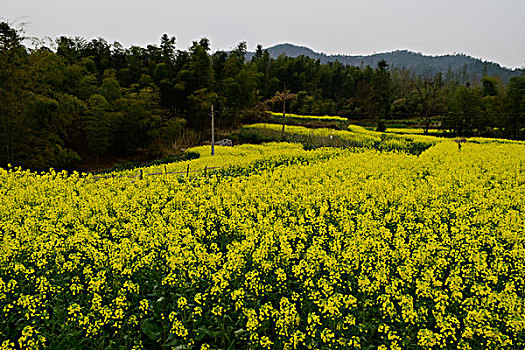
415;74;444;134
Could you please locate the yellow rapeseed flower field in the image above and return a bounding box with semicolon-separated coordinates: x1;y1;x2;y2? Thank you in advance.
0;140;524;349
268;112;348;122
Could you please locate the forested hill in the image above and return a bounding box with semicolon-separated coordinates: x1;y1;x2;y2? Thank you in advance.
246;43;523;82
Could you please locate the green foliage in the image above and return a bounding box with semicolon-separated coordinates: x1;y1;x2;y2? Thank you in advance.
85;94;112;162
98;77;122;101
0;21;24;50
481;76;499;97
112;87;163;156
444;86;482;136
0;33;80;170
504;75;525;139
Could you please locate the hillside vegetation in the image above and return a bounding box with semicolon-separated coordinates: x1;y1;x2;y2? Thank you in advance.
1;21;524;172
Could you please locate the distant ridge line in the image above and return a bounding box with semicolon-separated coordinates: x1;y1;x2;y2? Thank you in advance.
245;43;523;82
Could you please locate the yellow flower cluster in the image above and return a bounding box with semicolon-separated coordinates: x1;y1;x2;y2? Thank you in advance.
0;140;524;349
383;127;443;135
268;112;348;122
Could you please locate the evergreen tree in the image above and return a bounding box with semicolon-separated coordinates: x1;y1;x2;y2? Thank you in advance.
85;94;112;164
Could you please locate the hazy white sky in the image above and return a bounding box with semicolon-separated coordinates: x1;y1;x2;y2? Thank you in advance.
3;0;525;68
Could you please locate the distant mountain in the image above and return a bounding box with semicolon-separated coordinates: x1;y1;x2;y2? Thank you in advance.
246;43;523;82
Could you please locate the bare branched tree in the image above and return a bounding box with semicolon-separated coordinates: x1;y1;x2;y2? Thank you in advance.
268;89;297;134
415;74;443;134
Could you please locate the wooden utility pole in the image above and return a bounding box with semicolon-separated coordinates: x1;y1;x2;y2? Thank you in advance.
282;97;286;133
211;104;215;156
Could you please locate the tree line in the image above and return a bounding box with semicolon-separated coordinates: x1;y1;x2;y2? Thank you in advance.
1;22;524;170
